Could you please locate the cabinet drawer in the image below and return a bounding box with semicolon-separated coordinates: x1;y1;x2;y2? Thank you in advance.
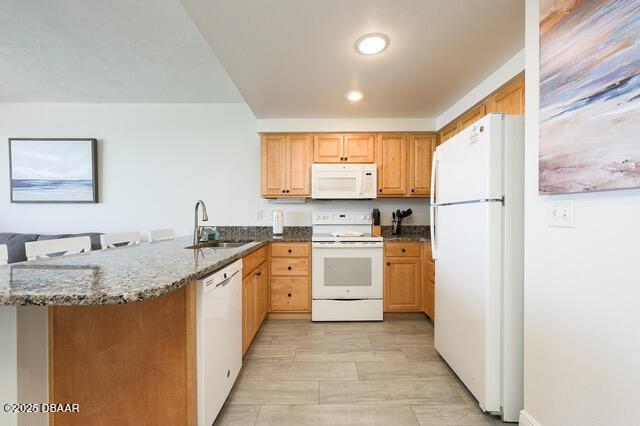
271;277;309;311
385;242;421;257
271;257;309;276
271;242;310;258
242;245;268;277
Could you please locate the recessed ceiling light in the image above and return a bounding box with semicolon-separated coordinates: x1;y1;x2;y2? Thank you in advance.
355;33;389;55
345;90;364;102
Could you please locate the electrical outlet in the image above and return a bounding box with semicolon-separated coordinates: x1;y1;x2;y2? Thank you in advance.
549;200;574;228
256;209;263;220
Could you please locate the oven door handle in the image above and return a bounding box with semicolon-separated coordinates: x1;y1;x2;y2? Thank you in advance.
312;242;384;249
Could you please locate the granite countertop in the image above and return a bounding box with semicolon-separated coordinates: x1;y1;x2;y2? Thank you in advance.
0;225;431;306
0;236;274;306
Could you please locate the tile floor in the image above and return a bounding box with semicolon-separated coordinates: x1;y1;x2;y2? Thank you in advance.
214;316;504;425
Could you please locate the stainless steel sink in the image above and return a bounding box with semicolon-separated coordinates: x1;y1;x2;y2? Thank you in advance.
185;240;252;250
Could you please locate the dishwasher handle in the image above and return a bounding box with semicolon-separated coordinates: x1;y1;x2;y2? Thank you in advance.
204;270;240;293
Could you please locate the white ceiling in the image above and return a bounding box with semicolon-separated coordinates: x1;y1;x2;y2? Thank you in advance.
182;0;525;118
0;0;242;102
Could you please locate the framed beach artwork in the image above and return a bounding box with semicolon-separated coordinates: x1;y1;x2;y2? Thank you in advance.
539;0;640;194
9;138;98;203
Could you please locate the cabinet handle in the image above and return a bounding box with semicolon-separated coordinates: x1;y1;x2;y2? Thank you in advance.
386;262;391;266
379;189;382;193
411;189;415;193
281;189;286;193
286;189;290;193
344;157;348;161
402;248;406;253
287;293;292;297
256;271;262;276
287;266;292;270
288;249;292;253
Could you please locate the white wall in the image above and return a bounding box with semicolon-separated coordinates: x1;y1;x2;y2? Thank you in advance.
257;118;437;133
522;1;640;425
0;103;262;236
0;103;429;236
436;49;525;129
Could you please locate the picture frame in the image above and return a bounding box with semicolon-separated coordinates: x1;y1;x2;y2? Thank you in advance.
8;138;99;203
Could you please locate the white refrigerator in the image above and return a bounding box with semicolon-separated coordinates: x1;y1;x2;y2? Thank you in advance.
430;113;524;422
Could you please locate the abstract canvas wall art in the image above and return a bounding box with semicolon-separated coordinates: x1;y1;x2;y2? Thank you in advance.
9;139;98;203
539;0;640;194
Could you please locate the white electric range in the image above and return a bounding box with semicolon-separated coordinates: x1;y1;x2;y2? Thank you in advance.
311;211;383;321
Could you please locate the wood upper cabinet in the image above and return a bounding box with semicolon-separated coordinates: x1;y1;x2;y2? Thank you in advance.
343;134;375;163
489;75;525;115
286;134;313;196
384;242;421;312
460;103;487;131
261;134;287;197
376;134;407;196
408;134;436;196
261;134;312;197
313;133;375;163
440;122;459;143
313;134;344;163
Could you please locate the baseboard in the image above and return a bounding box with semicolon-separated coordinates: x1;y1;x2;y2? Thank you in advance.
267;312;311;320
519;410;540;426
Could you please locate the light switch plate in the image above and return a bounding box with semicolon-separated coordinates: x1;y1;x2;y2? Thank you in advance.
549;200;575;227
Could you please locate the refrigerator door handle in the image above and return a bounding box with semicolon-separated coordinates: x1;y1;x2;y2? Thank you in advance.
430;204;439;260
430;150;439;260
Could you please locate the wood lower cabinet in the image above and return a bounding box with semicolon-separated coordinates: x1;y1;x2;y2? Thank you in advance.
261;134;312;197
408;134;436;196
422;243;435;320
242;246;268;355
270;242;310;313
376;133;408;196
384;242;422;312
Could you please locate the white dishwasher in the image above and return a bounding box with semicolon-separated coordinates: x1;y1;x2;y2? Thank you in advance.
196;259;243;426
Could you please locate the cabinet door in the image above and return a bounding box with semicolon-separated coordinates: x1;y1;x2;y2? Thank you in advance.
440;122;459;143
343;134;375;163
254;262;269;329
286;134;312;196
377;134;408;196
270;277;310;312
408;134;436;196
261;135;286;197
459;103;487;130
491;75;525;115
384;257;421;311
313;134;344;163
242;273;256;355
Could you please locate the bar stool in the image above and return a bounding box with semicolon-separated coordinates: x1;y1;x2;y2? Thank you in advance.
100;232;142;249
25;236;92;261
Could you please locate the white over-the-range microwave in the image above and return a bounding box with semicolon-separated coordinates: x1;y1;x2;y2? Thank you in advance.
311;163;377;199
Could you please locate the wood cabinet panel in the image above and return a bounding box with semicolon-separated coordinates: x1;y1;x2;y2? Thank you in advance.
440;122;459;143
242;272;256;355
422;243;435;320
255;262;269;329
490;75;525;115
261;135;286;197
270;257;309;276
384;242;421;257
377;134;407;196
286;134;312;196
408;134;436;196
271;242;310;258
384;257;421;311
313;134;344;163
343;134;375;163
49;285;196;425
460;103;487;130
242;246;268;278
270;277;310;311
